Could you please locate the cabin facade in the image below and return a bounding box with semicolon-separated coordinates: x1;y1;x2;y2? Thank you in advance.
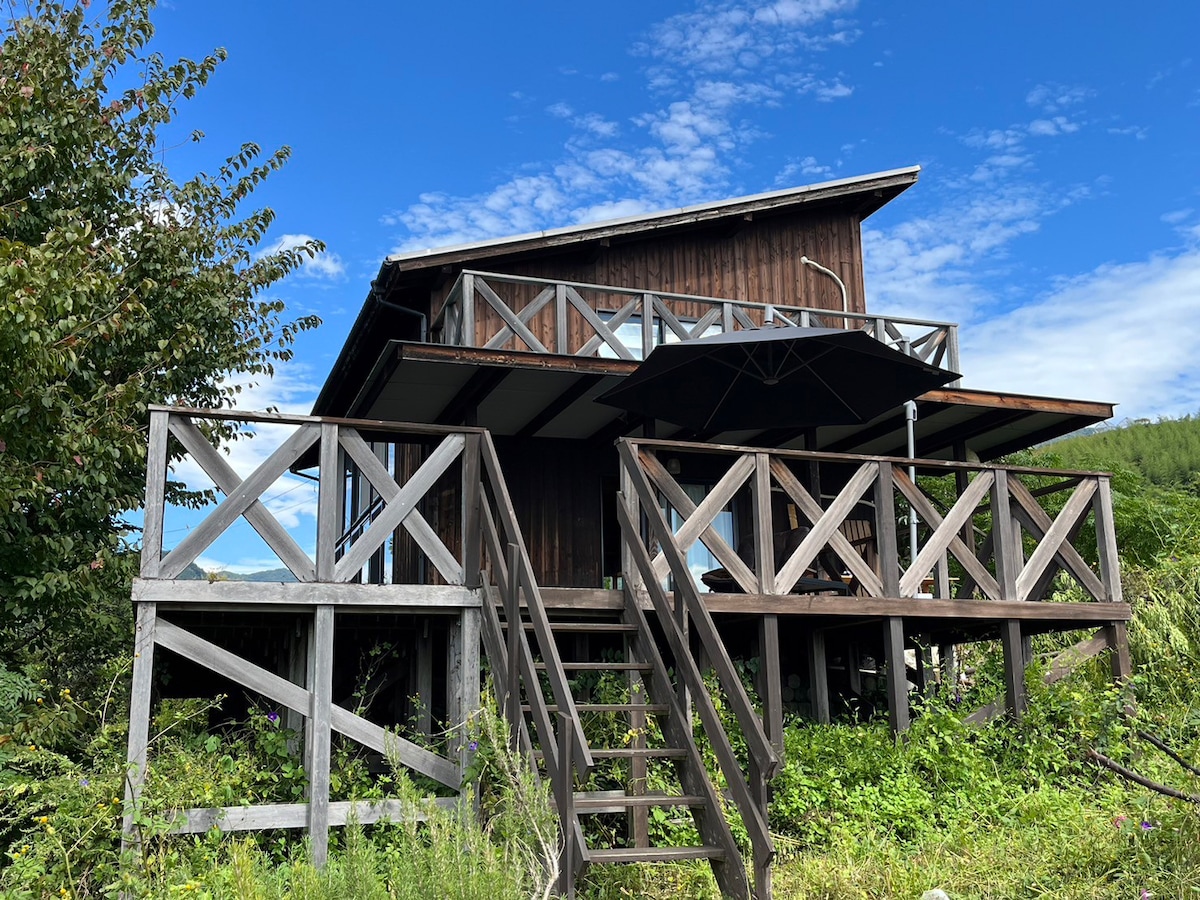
124;167;1132;899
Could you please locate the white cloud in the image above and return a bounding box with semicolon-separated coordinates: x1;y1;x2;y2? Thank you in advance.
1025;82;1092;113
259;233;345;280
775;154;833;184
1028;116;1080;137
961;247;1200;418
388;0;862;252
1162;208;1194;225
1108;124;1149;140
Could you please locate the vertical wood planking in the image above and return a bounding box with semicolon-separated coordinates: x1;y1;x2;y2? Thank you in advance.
140;411;170;578
121;601;157;851
884;616;909;735
1000;619;1026;721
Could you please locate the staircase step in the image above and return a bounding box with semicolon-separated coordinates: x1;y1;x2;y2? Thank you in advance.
524;703;670;714
534;661;651;672
575;791;706;812
533;747;686;760
588;846;727;864
515;622;638;634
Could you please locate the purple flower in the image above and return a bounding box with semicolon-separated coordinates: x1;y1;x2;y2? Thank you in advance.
267;711;280;725
468;740;479;752
1141;821;1154;831
1142;890;1152;900
79;778;89;787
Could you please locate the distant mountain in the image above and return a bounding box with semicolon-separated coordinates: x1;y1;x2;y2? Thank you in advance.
1043;414;1200;487
218;567;298;583
180;565;299;583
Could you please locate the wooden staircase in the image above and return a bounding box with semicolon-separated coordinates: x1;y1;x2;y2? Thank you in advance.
472;434;776;899
497;601;749;897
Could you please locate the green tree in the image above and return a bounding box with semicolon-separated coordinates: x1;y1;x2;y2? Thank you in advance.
0;0;320;683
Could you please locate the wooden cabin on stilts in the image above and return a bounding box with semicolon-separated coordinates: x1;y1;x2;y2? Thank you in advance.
123;166;1132;899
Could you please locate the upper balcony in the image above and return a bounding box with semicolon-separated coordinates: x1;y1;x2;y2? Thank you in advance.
430;269;961;384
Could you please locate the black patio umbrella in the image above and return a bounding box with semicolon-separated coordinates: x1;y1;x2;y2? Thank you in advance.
595;326;959;432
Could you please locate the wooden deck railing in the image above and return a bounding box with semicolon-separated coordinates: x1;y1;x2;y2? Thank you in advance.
431;269;961;378
617;437;1123;607
137;406;588;877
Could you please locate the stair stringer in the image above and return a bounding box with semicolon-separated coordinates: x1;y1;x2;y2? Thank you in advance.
618;587;753;900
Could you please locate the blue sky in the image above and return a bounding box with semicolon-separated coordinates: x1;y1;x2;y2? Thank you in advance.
135;0;1200;570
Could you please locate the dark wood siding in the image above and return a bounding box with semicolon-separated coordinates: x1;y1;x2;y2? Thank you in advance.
491;436;608;588
429;208;866;351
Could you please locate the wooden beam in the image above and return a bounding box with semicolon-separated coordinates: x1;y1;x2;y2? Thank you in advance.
171;797;458;834
132;579;479;609
516;374;605;438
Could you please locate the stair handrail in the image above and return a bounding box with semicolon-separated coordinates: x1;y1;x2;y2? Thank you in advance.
614;498;775;882
477;432;592;773
615;444;777;874
473;434;592;881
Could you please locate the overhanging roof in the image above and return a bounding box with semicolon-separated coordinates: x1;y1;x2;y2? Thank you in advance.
345;343;1112;461
313;166;922;419
387;166;921;271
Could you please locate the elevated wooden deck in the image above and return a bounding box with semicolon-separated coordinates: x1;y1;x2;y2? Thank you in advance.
123;406;1132;900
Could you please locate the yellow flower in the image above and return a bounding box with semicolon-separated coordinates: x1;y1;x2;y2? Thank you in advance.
37;816;48;824
45;825;55;835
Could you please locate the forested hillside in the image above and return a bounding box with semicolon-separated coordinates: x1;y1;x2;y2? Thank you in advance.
1046;415;1200;487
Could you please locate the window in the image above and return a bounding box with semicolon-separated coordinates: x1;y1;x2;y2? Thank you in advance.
668;483;736;592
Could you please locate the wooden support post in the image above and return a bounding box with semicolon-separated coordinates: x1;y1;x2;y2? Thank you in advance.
1000;619;1026;721
875;462;901;597
939;643;957;691
760;614;786;746
461;273;476;348
884;616;909;735
140;411;169;578
505;543;522;749
416;617;434;737
1105;622;1132;682
307;605;334;867
806;627;830;725
462;435;482;590
556;712;576;900
628;663;649;848
284;619;307;754
847;640;863;696
122;601;157;852
447;608;482;771
991;470;1018;602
